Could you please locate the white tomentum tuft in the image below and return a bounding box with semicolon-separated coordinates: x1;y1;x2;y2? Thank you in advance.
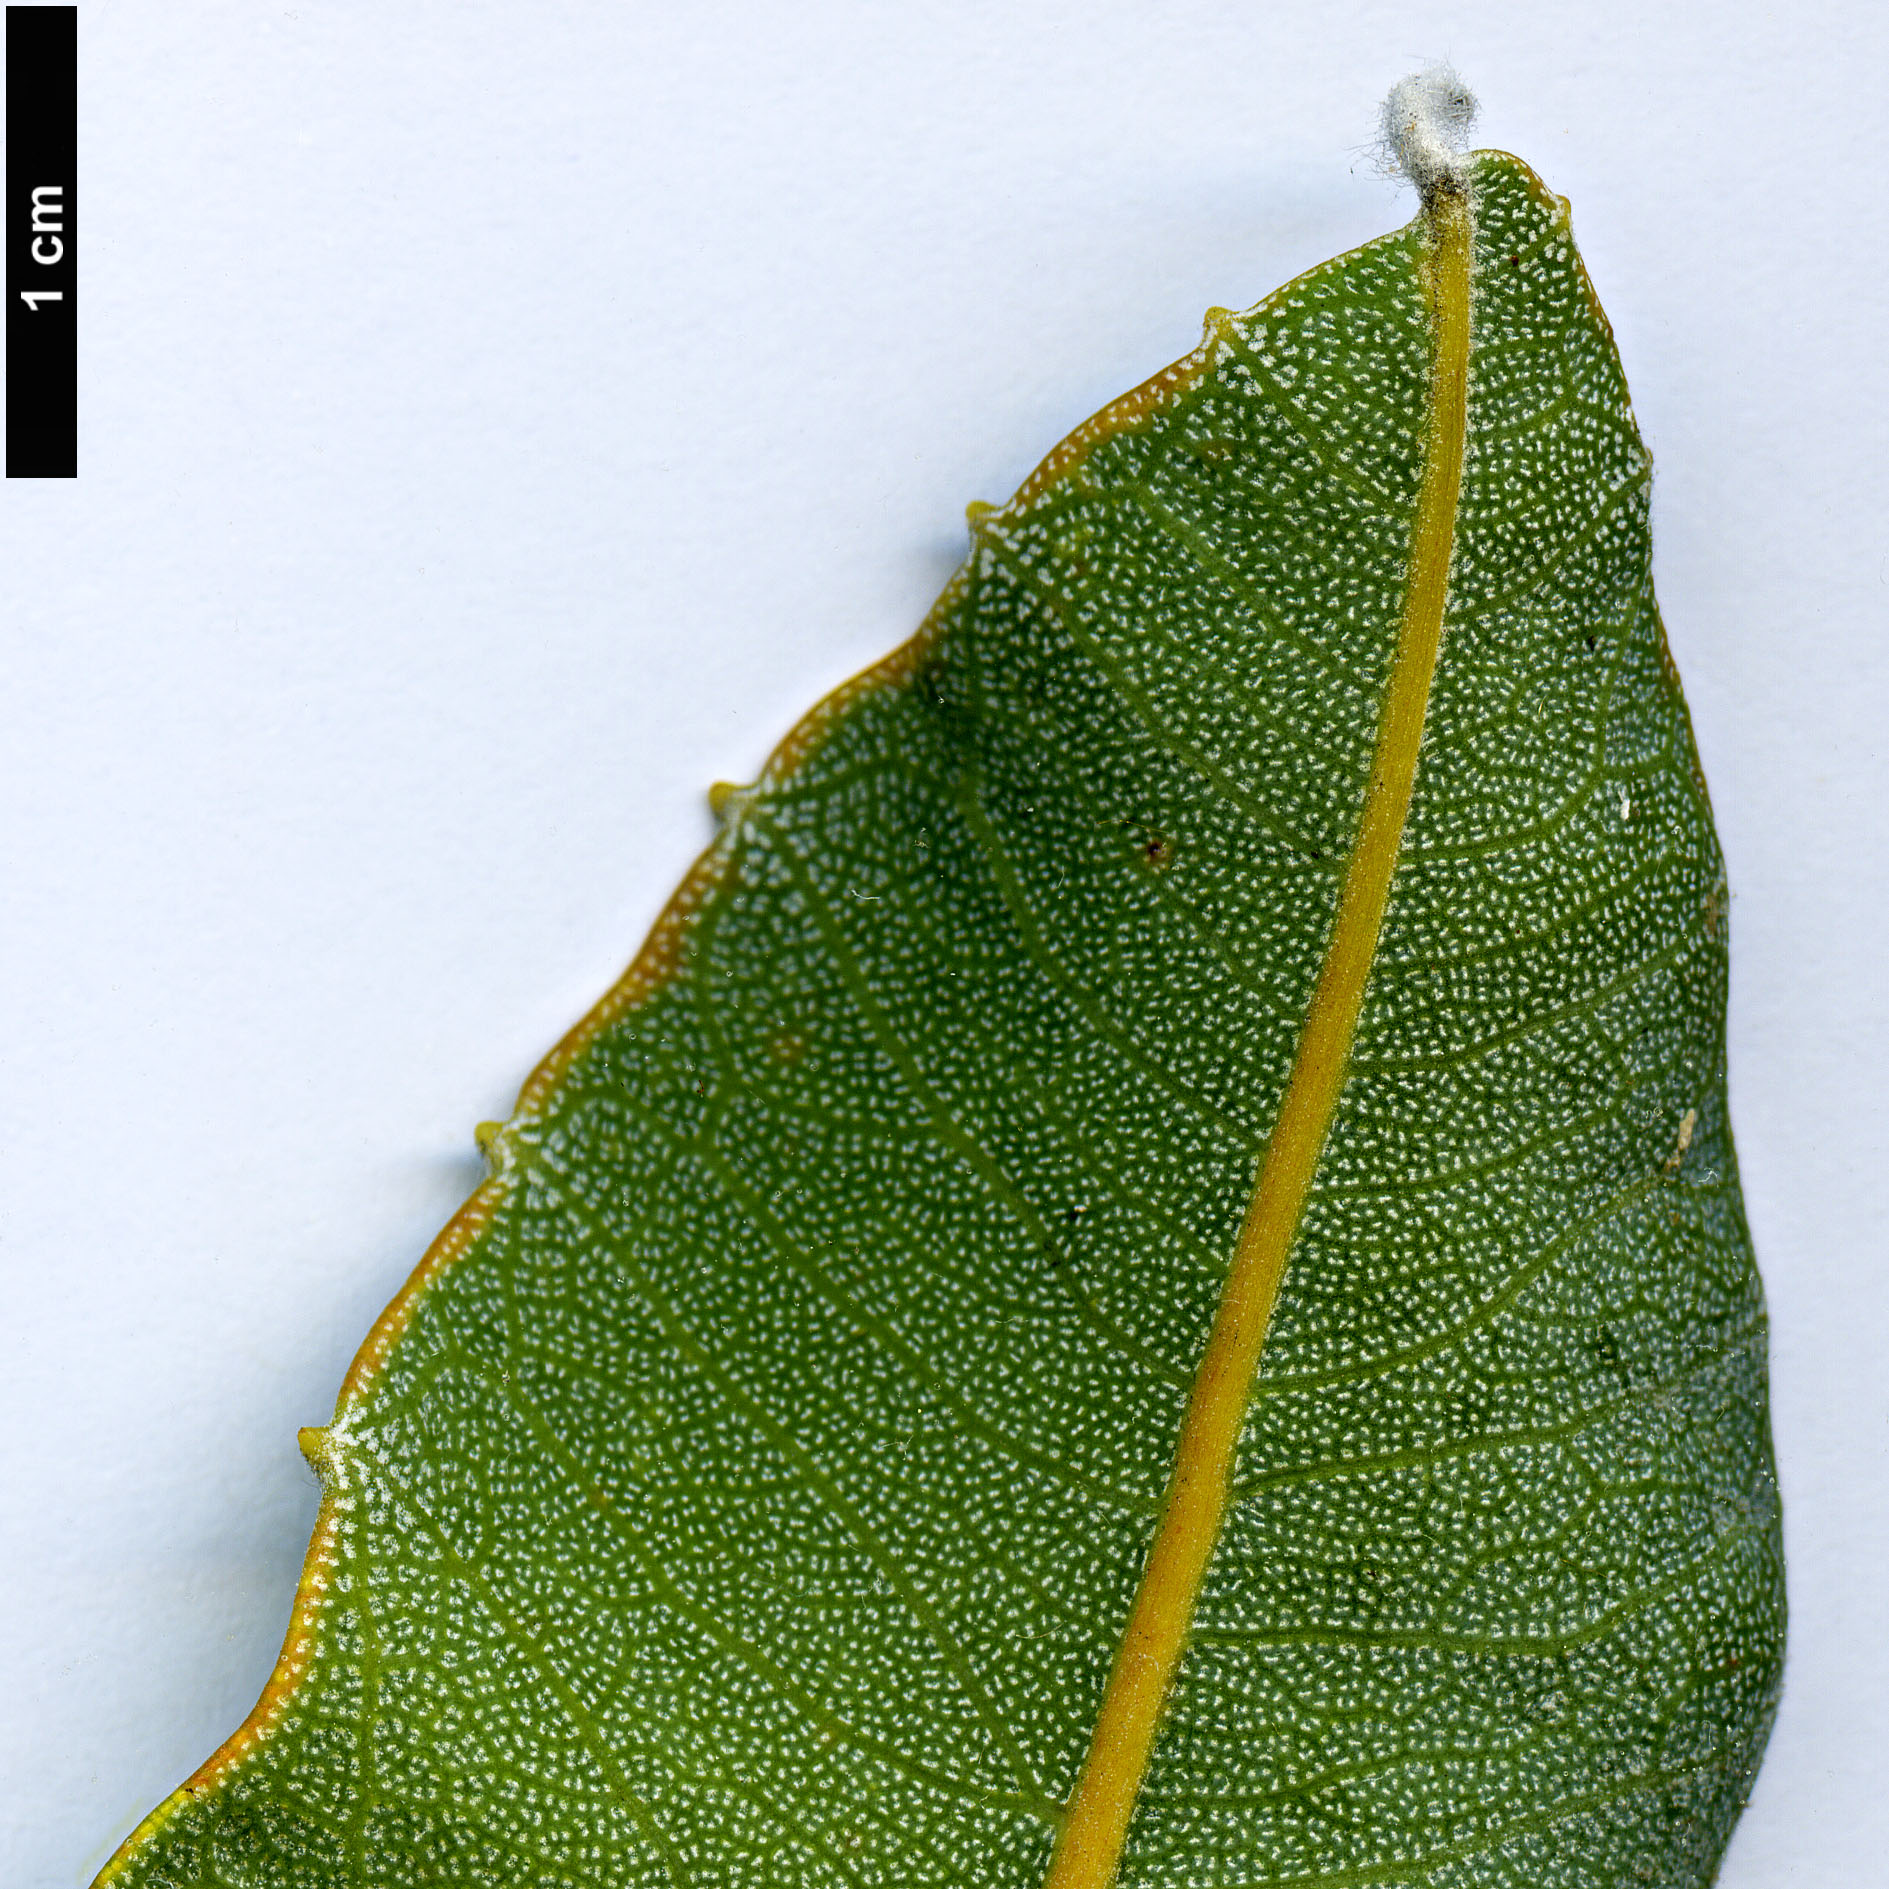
1379;65;1479;198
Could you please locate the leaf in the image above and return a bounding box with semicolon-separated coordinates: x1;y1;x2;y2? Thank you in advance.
98;146;1783;1889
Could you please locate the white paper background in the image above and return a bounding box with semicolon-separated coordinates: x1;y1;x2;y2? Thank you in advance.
3;3;1884;1883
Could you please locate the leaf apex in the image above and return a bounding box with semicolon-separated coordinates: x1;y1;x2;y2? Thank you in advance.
1379;64;1480;200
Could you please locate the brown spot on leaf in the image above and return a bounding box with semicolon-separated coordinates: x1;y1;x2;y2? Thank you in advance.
1127;825;1175;872
1703;882;1727;941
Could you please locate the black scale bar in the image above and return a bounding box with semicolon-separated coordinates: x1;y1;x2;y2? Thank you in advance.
6;6;75;478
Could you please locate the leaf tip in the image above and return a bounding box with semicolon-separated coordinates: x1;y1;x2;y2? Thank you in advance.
1378;64;1480;200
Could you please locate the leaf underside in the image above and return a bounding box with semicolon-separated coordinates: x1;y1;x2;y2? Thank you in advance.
103;153;1783;1889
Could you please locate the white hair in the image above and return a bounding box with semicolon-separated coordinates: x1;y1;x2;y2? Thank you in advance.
1379;65;1480;198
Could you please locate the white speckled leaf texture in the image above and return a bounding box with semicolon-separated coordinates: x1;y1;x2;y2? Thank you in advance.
101;152;1782;1889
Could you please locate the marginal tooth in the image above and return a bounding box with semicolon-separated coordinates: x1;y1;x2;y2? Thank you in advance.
298;1425;334;1484
710;780;755;823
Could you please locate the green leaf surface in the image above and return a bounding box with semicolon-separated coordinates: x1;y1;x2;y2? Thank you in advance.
100;150;1783;1889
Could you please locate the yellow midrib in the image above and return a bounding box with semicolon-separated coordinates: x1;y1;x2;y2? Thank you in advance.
1040;185;1475;1889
